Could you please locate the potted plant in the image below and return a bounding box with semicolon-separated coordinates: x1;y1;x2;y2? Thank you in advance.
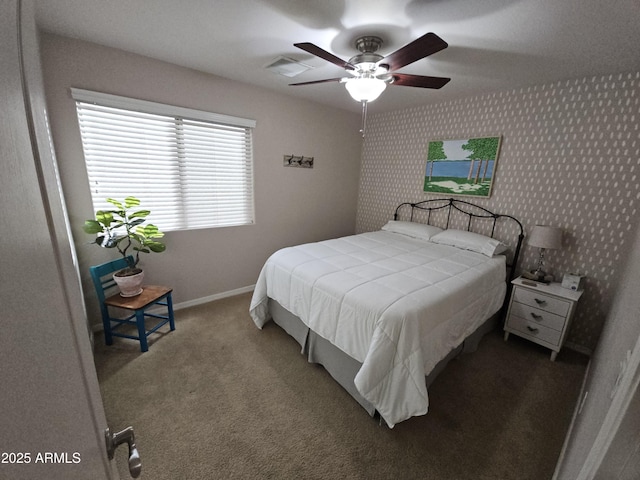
83;196;166;297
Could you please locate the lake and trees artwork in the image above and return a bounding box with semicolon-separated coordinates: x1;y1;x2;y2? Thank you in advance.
424;136;501;197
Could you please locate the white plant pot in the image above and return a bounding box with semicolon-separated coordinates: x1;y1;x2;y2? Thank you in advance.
113;270;144;297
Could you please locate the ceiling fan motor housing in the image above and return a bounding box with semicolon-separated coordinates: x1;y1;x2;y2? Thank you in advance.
355;36;383;53
349;36;386;72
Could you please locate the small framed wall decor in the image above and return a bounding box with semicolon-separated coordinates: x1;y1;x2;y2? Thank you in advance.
283;155;314;168
424;136;501;198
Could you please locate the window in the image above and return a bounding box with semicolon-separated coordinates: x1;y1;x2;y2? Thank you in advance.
72;88;256;231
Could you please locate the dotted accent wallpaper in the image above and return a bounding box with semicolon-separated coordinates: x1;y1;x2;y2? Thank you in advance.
356;71;640;353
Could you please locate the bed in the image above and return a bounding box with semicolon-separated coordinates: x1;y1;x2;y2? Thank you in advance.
250;198;524;427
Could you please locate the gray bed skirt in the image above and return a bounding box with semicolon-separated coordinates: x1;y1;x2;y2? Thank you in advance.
267;298;499;419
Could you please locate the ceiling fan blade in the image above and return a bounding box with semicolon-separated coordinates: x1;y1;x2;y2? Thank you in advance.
289;77;344;86
294;42;355;71
381;33;448;71
391;73;451;89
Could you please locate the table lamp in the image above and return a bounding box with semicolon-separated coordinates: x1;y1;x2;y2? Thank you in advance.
524;225;563;283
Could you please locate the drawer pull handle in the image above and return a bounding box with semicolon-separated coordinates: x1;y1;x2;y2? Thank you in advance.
534;298;547;306
527;326;539;334
530;312;543;321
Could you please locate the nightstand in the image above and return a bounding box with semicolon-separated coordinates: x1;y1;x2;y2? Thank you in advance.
504;276;583;361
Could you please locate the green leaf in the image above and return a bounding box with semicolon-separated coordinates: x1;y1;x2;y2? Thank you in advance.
95;210;114;227
147;242;166;253
129;232;144;243
106;198;123;209
83;219;103;234
129;218;145;227
137;224;164;238
124;196;141;208
129;210;150;219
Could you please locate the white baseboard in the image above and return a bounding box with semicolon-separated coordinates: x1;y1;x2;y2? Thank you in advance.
173;284;255;310
565;341;593;357
91;284;256;332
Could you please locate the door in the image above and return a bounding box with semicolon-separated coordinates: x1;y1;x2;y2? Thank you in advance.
0;1;118;479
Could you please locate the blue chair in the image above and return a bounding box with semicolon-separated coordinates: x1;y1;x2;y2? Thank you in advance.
89;256;175;352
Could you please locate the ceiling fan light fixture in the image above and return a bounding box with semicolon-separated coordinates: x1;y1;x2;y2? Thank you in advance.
345;77;387;102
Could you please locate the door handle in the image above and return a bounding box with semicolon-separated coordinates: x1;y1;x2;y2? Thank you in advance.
105;427;142;478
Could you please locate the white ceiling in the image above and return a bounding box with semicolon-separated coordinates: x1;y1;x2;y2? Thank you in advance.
35;0;640;114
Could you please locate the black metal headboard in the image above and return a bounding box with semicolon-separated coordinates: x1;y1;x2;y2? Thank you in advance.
393;198;524;282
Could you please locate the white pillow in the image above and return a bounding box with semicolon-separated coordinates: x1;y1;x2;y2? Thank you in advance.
381;221;443;241
430;229;508;257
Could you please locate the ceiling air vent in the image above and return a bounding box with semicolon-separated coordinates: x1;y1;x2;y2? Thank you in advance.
264;56;313;78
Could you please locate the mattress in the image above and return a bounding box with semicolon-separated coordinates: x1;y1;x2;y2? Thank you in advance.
250;230;506;427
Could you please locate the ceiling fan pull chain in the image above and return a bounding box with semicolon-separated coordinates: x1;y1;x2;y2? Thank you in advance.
360;100;368;137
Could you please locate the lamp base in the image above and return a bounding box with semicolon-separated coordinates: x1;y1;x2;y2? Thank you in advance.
522;270;554;284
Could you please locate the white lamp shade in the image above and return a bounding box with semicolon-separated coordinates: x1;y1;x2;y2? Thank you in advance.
528;225;563;249
345;77;387;102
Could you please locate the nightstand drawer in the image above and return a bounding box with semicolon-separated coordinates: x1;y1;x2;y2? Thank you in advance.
506;314;562;346
509;302;566;331
506;277;583;361
512;288;570;316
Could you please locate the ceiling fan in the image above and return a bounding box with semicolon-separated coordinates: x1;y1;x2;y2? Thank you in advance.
291;33;450;100
290;32;450;135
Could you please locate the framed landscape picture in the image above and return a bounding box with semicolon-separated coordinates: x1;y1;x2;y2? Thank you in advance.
424;136;502;197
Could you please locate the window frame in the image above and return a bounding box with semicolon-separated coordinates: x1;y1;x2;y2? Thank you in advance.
71;88;256;232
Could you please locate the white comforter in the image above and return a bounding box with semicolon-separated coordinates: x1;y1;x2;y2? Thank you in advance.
250;230;506;427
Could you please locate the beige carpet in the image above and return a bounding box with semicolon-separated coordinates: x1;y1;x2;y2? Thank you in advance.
94;292;588;479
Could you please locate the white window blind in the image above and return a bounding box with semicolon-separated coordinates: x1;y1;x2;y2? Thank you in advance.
71;88;256;231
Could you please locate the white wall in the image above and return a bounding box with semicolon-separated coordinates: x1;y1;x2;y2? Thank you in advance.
554;221;640;479
357;73;640;353
39;33;362;327
357;75;640;478
1;2;113;478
